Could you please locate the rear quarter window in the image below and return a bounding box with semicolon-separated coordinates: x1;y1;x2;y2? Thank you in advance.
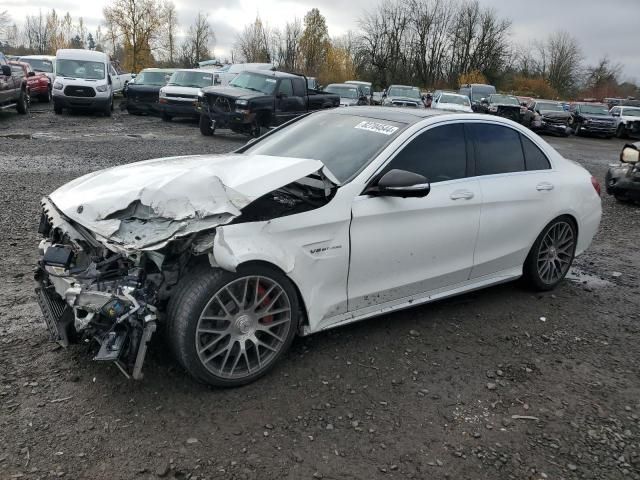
520;135;551;170
468;123;525;175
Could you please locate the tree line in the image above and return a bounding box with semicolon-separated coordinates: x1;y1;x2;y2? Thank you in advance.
1;0;637;100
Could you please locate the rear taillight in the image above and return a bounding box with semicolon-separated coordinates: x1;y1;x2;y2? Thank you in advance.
591;176;601;196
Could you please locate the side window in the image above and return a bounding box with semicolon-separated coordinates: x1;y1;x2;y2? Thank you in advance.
468;123;525;175
383;124;467;183
109;65;117;76
277;79;293;96
292;78;305;97
520;134;551;171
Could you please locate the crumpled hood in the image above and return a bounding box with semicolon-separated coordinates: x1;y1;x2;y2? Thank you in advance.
49;154;323;251
539;110;570;120
201;85;265;100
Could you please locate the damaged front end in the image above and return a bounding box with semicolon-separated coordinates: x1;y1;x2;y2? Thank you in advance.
34;153;336;380
35;197;168;379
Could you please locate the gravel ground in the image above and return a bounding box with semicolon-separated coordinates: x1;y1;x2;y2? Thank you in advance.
0;100;639;480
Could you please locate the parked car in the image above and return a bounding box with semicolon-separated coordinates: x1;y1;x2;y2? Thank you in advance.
0;52;30;115
197;70;339;137
35;107;601;386
325;83;368;107
522;99;571;136
53;49;115;116
108;61;133;95
125;68;175;115
609;105;640;138
9;61;51;102
215;63;275;87
459;83;497;112
345;80;373;103
569;103;617;138
478;94;523;122
605;142;640;203
432;92;472;112
382;85;425;108
16;55;56;84
159;69;217;121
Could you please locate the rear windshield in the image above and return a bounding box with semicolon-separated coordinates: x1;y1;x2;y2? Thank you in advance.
471;86;495;101
440;94;470;106
580;104;609;115
136;71;171;86
537;102;564;112
388;86;421;99
490;94;519;105
56;59;105;80
24;58;53;73
326;85;359;99
168;71;214;88
244;112;407;183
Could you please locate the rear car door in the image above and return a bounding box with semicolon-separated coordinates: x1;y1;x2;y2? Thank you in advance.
348;122;482;312
275;78;305;125
467;122;558;279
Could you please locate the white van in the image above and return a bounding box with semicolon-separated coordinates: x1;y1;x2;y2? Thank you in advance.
53;49;113;116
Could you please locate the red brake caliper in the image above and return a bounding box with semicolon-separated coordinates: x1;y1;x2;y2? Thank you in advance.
257;283;274;324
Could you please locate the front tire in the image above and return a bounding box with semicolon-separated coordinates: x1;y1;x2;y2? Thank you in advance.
167;264;300;387
199;114;214;136
616;125;626;139
103;96;113;117
16;89;29;114
523;217;577;291
40;87;52;103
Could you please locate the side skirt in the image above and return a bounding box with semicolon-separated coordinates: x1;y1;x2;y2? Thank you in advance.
303;267;522;336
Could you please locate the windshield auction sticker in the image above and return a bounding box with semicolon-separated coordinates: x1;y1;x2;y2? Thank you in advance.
354;121;399;135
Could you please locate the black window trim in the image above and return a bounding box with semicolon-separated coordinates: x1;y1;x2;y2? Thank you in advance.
365;119;472;190
466;120;554;177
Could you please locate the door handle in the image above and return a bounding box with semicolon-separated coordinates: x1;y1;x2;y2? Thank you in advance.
536;182;554;191
450;190;474;200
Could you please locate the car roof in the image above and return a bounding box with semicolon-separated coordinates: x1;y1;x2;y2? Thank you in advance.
438;92;468;98
388;85;419;89
330;106;448;124
345;80;371;85
141;68;176;72
327;83;359;88
241;69;301;79
534;99;561;103
56;49;108;61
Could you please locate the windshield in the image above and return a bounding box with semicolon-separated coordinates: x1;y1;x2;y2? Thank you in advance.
490;94;519;105
24;58;53;73
168;71;214;88
244;112;407;183
135;71;171;86
622;108;640;117
56;59;105;80
537;102;564;112
388;86;421;99
326;85;359;99
580;104;609;115
440;94;470;106
229;72;277;94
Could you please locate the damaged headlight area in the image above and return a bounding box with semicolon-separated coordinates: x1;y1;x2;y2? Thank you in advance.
34;198;184;379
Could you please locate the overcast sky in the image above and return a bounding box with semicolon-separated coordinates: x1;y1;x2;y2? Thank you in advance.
6;0;640;81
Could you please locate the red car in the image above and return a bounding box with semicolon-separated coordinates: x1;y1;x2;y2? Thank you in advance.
9;61;51;102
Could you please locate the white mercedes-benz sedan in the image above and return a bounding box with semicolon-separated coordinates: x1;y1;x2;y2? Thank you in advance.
36;108;602;386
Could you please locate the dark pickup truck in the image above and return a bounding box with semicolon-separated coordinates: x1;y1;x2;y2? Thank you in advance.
197;70;340;137
0;53;29;115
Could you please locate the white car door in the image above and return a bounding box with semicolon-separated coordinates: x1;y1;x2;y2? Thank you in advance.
466;122;560;279
348;122;482;312
109;64;121;93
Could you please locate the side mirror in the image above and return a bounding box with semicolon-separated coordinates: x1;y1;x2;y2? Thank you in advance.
621;146;640;164
1;65;11;76
27;71;35;77
108;75;112;85
612;111;620;117
365;169;430;198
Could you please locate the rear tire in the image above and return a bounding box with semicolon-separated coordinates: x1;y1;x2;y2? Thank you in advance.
167;263;300;387
54;104;63;114
199;114;214;136
523;217;577;291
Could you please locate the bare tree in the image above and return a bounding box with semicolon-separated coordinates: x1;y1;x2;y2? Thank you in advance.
0;10;11;44
235;16;272;63
25;11;50;54
179;12;213;67
545;31;582;96
160;1;179;65
274;19;302;71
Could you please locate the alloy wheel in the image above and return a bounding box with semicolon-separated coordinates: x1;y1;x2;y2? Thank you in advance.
536;221;575;284
195;276;293;379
